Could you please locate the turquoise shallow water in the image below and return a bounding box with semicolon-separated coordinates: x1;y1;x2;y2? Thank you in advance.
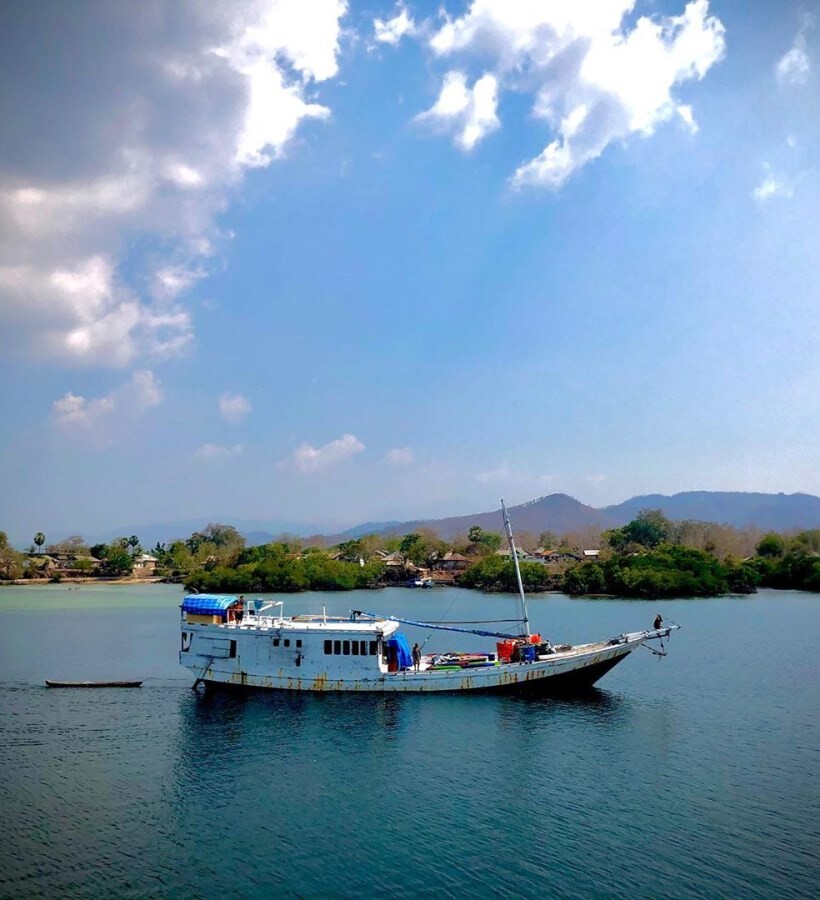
0;584;818;898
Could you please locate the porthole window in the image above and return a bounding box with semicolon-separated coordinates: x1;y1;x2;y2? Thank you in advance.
296;639;302;648
284;639;291;648
334;640;341;655
369;641;378;656
324;640;332;655
360;641;367;656
343;640;350;655
273;638;280;647
352;641;359;655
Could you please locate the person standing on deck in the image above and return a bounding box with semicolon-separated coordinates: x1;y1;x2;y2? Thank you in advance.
412;642;421;673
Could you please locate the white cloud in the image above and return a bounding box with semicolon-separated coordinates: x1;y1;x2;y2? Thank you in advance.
753;168;794;202
417;71;499;150
374;5;418;46
280;433;365;472
412;0;725;187
218;391;252;424
776;30;811;86
385;446;415;465
585;473;608;485
0;1;347;366
52;370;162;444
195;443;244;461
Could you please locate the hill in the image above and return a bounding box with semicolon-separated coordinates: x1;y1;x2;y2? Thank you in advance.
30;491;820;552
339;494;610;542
339;491;820;542
603;491;820;530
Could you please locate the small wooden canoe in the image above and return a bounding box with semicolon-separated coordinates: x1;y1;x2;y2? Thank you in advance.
45;680;143;688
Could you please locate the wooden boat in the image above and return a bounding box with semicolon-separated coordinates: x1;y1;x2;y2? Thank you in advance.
45;680;143;688
179;501;680;694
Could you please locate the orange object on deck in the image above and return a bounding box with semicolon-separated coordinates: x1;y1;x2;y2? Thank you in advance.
496;640;516;662
529;633;541;644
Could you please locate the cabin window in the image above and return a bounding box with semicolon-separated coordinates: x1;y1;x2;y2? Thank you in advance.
273;638;280;647
324;640;332;655
229;640;237;659
334;640;341;655
369;640;378;656
352;641;359;655
296;639;302;648
360;641;367;656
284;639;291;648
343;640;350;655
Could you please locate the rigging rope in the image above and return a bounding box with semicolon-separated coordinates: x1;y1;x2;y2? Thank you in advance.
356;611;522;640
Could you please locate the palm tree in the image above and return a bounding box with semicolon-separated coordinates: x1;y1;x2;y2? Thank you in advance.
128;535;141;556
34;532;45;554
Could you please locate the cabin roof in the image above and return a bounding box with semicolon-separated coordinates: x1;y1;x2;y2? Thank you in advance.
182;594;239;614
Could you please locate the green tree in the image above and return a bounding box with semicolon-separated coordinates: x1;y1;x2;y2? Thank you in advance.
34;532;45;554
756;533;785;558
467;525;502;554
626;509;671;548
0;531;25;580
98;542;134;576
538;531;558;549
128;535;141;556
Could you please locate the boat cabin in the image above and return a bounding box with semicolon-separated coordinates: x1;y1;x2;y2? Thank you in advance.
180;594;410;679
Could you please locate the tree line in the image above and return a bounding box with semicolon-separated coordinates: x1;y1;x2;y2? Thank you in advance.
3;511;820;596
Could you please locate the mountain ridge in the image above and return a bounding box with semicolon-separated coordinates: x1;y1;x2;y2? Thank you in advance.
27;491;820;549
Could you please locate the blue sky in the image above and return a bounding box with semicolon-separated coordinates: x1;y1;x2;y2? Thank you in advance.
0;0;818;542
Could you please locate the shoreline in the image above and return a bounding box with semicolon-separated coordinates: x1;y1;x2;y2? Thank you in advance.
3;576;167;587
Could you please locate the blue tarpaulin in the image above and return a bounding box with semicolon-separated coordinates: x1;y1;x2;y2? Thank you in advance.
182;595;239;615
386;633;413;670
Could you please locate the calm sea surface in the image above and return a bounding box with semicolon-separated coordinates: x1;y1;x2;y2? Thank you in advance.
0;584;818;899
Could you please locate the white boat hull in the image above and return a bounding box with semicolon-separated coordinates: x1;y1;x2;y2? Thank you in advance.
182;633;651;694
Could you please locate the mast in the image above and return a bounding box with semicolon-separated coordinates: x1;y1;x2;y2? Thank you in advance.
501;498;530;638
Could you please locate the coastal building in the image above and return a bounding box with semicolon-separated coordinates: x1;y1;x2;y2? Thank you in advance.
434;551;470;572
133;553;159;577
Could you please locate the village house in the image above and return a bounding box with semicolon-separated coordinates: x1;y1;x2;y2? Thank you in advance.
376;551;406;569
434;551;470;572
133;553;159;577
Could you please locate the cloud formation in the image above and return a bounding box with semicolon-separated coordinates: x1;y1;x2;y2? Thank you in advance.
776;27;812;86
52;370;162;445
385;447;415;465
408;0;725;187
753;167;794;202
219;391;252;424
195;443;244;462
417;71;499;150
281;433;365;472
0;1;346;366
374;4;418;46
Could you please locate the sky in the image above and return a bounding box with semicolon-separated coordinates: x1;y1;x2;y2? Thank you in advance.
1;0;818;543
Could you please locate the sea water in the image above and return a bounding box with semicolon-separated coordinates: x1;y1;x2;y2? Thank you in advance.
0;584;818;899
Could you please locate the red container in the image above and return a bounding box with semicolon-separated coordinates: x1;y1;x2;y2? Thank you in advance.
529;633;541;644
496;640;516;662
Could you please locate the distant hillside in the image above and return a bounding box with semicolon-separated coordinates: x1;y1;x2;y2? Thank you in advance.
340;520;404;539
341;494;610;542
340;491;820;542
604;492;820;531
35;491;820;553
